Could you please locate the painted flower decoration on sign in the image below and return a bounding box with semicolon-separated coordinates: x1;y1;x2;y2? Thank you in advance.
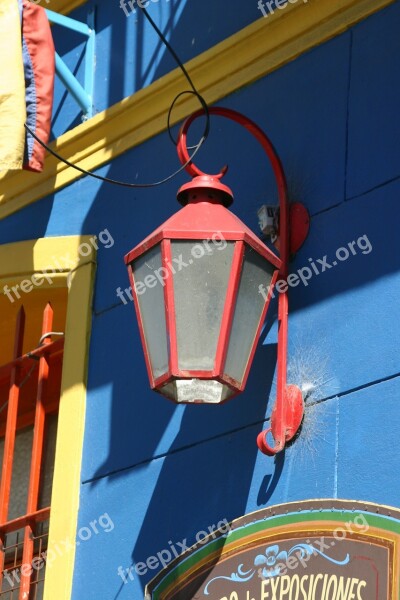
203;541;350;595
254;544;288;578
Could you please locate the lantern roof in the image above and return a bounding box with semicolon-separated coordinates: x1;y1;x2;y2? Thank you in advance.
124;176;281;268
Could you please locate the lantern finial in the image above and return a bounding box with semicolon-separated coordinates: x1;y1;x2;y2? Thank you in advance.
177;175;234;207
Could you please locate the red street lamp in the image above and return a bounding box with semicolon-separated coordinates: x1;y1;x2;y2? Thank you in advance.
124;107;309;455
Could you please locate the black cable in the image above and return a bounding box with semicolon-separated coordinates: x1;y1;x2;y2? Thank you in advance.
141;6;198;97
23;4;211;188
139;6;210;146
25;123;205;188
167;90;209;149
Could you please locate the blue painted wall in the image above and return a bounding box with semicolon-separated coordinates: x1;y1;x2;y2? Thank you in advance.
50;0;262;137
1;1;400;598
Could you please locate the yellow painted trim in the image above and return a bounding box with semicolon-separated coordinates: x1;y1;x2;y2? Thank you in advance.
36;0;87;14
0;0;396;219
0;236;96;600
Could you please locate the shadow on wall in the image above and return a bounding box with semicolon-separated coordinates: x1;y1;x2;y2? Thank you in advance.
257;451;285;505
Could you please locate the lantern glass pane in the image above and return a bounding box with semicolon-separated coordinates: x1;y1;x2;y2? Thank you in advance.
224;246;275;384
131;244;169;380
171;240;235;371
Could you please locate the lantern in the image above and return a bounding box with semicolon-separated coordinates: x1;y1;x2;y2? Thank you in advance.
124;107;309;455
125;174;281;404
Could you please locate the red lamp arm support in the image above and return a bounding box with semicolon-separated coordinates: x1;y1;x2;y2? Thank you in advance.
176;107;298;456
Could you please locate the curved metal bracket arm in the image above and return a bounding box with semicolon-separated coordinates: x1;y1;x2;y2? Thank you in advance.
176;107;308;456
176;107;290;268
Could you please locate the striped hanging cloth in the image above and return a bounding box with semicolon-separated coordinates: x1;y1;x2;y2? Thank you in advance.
0;0;26;170
21;0;55;172
0;0;54;173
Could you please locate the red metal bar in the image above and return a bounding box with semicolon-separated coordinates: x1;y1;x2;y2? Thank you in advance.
163;240;179;376
0;508;50;536
0;400;59;439
19;303;53;600
0;338;64;386
126;259;156;388
125;229;281;269
240;269;280;392
215;241;244;376
0;306;25;589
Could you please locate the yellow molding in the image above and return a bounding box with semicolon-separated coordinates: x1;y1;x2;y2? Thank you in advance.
35;0;87;14
0;0;395;219
0;235;94;276
0;236;96;600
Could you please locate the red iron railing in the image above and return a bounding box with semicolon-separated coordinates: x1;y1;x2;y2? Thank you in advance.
0;303;64;599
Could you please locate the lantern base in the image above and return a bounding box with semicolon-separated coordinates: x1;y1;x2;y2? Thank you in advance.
160;379;235;404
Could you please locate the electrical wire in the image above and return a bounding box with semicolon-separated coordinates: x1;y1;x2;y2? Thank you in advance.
139;5;210;146
38;331;64;345
24;6;210;188
25;124;205;188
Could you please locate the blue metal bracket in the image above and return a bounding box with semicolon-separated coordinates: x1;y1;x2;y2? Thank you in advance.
46;8;95;120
